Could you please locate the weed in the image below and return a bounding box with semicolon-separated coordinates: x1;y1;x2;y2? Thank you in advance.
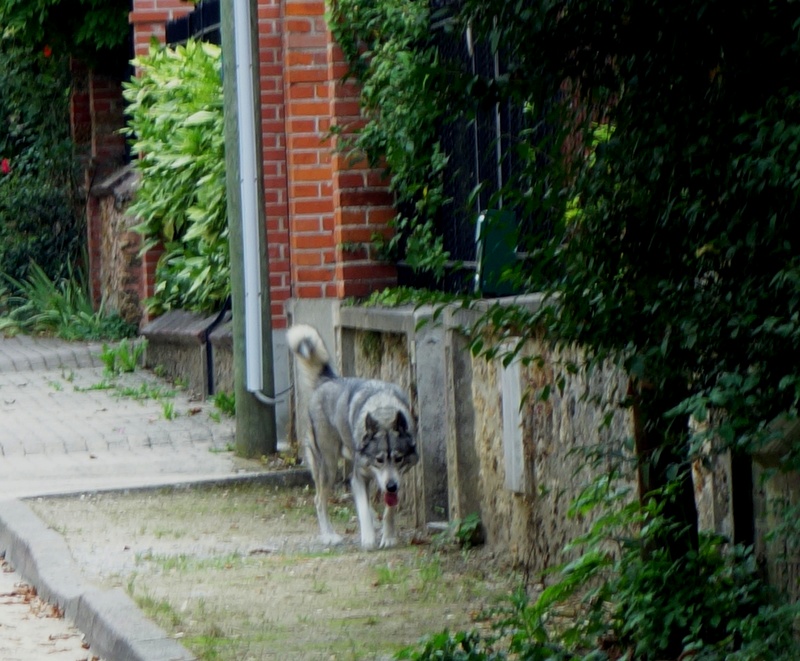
162;400;176;420
131;588;183;629
74;380;115;392
211;391;235;417
101;339;147;376
434;513;484;550
373;563;409;587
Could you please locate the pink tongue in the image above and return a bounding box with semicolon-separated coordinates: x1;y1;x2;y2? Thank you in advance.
384;492;399;507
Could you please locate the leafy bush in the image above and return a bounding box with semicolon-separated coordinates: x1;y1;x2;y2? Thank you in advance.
123;40;228;315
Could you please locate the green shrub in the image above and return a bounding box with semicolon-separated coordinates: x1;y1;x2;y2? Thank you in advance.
123;39;228;315
400;478;800;661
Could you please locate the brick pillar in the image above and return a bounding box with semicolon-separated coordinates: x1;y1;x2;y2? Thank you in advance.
89;72;127;181
259;0;291;329
129;1;194;56
284;0;337;299
328;44;397;299
284;0;397;302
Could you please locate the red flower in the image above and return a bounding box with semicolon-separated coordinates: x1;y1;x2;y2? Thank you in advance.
1;158;10;175
43;45;52;58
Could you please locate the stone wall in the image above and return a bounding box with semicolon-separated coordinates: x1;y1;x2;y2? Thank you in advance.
88;168;143;325
467;334;632;572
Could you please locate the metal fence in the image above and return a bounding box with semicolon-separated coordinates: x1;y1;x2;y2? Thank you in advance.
166;0;221;46
397;7;534;294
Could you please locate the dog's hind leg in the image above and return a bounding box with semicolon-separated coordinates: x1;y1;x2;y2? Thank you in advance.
306;425;343;546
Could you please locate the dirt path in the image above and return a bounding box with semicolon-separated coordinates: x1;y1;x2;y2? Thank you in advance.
30;482;515;661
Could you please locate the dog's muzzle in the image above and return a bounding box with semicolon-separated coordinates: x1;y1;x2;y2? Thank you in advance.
384;479;399;507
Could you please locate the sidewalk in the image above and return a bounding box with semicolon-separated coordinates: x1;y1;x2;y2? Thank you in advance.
0;335;289;661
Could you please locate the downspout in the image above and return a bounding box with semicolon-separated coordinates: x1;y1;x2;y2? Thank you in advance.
232;0;281;406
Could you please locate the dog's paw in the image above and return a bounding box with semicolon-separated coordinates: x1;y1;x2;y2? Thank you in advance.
321;532;343;546
379;536;398;549
360;534;377;550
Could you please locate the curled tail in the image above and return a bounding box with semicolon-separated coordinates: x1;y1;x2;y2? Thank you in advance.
287;324;338;388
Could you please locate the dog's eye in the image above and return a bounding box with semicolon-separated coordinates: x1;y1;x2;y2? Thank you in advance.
393;454;404;465
376;454;386;465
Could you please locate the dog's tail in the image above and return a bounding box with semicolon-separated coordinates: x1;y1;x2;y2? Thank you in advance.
287;324;338;389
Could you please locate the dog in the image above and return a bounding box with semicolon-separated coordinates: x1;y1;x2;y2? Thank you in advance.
287;324;418;550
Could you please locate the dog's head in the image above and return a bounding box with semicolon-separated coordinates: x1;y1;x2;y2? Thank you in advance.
359;410;418;507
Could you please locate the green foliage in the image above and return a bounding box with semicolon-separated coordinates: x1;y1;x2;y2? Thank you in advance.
123;40;229;316
401;479;800;661
0;40;83;284
328;0;456;278
0;261;137;341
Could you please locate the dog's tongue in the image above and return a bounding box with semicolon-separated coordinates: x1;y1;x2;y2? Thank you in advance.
384;491;399;507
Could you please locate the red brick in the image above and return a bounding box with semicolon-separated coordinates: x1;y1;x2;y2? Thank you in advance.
296;284;324;298
285;18;313;32
285;2;326;17
286;67;328;84
293;234;334;250
291;166;332;182
296;267;334;283
293;251;323;266
338;189;393;208
292;101;332;117
293;199;332;215
293;217;323;233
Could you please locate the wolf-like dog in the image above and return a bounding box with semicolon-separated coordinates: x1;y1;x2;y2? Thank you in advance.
287;324;418;550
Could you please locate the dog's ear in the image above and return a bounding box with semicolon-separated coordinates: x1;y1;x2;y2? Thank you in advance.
361;413;379;452
365;413;380;435
393;411;409;434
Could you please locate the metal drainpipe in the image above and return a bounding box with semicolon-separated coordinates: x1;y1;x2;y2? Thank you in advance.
232;0;280;406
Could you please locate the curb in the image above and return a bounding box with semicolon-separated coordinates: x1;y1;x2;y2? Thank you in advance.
0;469;313;661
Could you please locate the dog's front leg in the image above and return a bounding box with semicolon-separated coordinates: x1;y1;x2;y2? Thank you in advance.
380;505;397;548
351;476;377;550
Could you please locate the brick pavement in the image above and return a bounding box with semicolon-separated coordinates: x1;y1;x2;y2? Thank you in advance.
0;335;253;500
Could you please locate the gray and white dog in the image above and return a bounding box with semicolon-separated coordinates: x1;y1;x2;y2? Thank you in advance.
287;324;418;549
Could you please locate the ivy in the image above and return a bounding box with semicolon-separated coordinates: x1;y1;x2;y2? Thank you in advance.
0;0;130;63
0;39;82;284
328;0;459;279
